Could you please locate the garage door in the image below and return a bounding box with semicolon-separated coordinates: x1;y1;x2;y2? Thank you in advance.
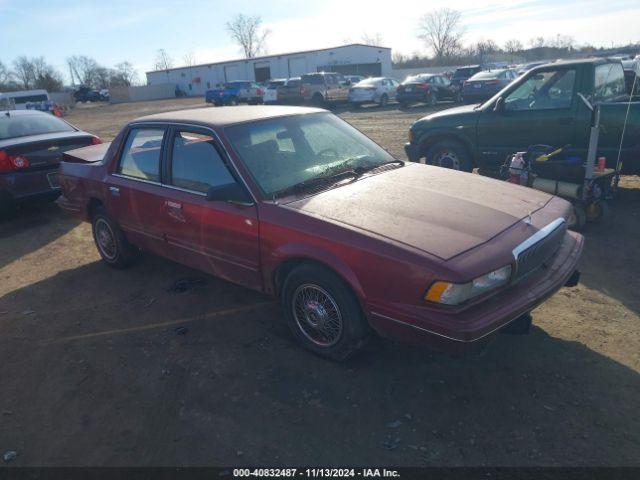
254;61;271;82
288;57;307;77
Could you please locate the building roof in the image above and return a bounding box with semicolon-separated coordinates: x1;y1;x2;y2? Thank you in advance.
146;43;391;75
133;105;326;127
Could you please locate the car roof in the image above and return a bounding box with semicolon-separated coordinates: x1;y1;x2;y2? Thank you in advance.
134;106;326;127
0;109;49;117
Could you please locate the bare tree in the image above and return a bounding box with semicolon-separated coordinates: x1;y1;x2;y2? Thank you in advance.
154;49;173;70
112;61;138;86
361;32;384;46
504;39;523;55
226;14;270;58
417;8;464;61
183;51;196;67
13;56;36;89
67;55;103;87
528;36;546;49
474;39;499;64
550;34;575;50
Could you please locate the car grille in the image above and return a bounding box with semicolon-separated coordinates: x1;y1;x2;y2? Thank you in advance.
513;218;566;281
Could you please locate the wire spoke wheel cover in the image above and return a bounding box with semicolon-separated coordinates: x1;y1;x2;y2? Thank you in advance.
95;218;117;261
292;284;343;347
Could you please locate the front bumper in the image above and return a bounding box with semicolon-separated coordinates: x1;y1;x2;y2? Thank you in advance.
368;230;584;350
404;142;422;162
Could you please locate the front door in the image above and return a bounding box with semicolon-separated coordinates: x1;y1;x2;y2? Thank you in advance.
160;127;261;290
476;66;582;171
107;126;168;254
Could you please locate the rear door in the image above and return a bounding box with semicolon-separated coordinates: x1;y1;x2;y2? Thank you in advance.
107;126;168;254
159;126;261;289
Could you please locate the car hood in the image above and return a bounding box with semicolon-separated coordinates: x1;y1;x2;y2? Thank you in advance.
283;164;553;260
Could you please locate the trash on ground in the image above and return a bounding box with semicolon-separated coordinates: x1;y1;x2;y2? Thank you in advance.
3;450;17;463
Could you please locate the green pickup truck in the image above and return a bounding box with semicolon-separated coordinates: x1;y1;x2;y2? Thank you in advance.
405;58;640;175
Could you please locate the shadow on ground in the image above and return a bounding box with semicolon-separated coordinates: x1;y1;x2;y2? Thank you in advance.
0;253;638;466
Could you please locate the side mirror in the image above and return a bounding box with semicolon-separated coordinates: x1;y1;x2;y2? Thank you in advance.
206;183;254;206
493;97;505;112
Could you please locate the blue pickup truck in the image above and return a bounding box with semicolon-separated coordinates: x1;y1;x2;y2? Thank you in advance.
205;81;264;106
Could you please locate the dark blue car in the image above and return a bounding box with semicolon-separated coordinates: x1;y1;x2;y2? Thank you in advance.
205;81;264;106
461;69;518;104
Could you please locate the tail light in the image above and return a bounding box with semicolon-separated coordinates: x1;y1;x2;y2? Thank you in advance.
91;136;103;145
485;80;500;85
0;150;30;173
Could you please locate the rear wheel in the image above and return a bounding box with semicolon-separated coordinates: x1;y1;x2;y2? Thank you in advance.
281;264;369;361
425;139;473;172
92;207;137;269
567;204;587;231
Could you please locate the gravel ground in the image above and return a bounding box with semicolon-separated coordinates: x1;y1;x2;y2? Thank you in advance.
0;98;638;466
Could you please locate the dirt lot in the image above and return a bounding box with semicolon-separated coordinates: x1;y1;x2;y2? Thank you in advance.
1;98;639;466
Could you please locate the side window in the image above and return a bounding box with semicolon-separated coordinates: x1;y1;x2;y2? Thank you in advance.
594;63;626;102
170;130;235;193
118;128;164;182
504;69;576;111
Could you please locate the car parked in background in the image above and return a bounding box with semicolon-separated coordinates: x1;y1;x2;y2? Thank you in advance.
345;75;365;85
57;106;582;360
0;109;100;214
396;74;461;107
74;86;105;103
348;77;399;107
276;77;303;105
205;81;264;106
263;79;287;105
622;59;639;96
405;58;639;174
462;69;519;104
300;72;350;105
450;65;482;89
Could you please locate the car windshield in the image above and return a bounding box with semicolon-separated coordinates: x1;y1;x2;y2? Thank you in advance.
225;112;399;197
355;78;379;86
454;68;478;78
0;113;75;140
301;75;324;84
405;75;432;83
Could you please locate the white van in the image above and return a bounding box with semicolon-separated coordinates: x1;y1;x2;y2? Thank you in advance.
0;89;50;110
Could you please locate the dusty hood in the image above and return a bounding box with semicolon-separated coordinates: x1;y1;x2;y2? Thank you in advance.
284;164;553;260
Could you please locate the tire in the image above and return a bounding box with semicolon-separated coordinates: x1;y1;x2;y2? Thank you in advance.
281;264;370;361
92;207;137;269
379;94;388;107
425;139;473;172
567;204;587;231
500;312;532;335
228;96;238;106
312;93;324;107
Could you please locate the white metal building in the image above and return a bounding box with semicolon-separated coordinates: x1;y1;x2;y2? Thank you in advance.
145;44;392;95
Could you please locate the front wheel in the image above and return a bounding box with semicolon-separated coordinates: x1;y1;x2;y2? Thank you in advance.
92;208;137;269
425;140;473;172
281;264;369;361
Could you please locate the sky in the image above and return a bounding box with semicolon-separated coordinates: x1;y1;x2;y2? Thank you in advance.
1;0;639;82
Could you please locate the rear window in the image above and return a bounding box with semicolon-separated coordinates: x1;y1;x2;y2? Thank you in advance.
454;67;480;78
404;74;433;84
302;75;324;85
268;81;286;88
470;71;501;80
286;79;301;87
0;113;75;141
594;63;627;102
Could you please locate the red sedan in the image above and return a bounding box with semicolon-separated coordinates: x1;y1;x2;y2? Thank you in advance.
58;106;583;360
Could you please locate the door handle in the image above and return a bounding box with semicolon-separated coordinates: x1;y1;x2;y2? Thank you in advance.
108;186;120;194
166;200;182;209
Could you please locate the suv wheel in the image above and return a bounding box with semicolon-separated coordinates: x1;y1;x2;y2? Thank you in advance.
312;93;324;106
282;264;369;361
92;207;137;269
426;139;473;172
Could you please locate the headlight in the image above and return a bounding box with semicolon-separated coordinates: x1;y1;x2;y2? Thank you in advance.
424;265;512;306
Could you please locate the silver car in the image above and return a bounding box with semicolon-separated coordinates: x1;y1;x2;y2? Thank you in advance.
348;77;399;107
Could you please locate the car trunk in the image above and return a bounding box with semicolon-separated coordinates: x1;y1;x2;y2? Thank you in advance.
0;132;96;171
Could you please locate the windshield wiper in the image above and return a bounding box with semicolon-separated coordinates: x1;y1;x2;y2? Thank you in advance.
354;159;404;175
273;169;359;199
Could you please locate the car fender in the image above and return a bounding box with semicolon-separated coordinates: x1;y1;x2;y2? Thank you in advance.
416;127;475;157
265;243;367;303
